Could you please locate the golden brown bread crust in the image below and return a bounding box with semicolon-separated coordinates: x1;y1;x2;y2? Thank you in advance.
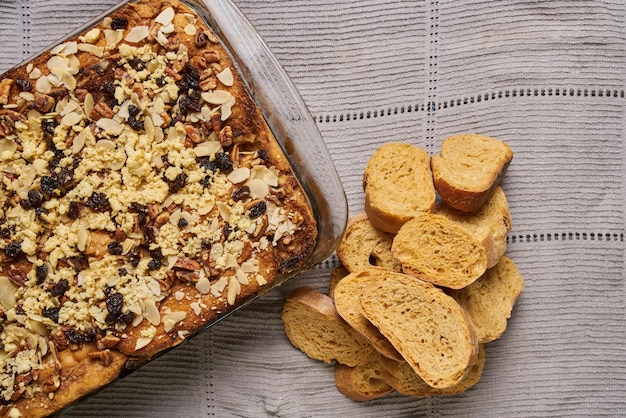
0;1;316;415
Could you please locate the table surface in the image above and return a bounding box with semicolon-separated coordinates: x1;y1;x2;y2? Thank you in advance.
1;1;625;417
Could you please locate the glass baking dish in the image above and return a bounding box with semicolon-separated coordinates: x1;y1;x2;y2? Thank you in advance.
0;0;347;413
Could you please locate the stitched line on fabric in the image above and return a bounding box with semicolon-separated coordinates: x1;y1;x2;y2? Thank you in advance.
507;232;624;244
21;0;31;58
205;330;215;416
314;87;626;124
427;0;439;154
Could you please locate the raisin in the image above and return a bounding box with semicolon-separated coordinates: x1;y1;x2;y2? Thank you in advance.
128;115;144;130
177;217;188;228
200;158;219;172
143;226;156;244
149;248;164;261
42;307;60;323
55;167;73;188
147;258;161;270
178;64;200;92
85;192;111;213
128;57;144;71
27;189;43;208
110;17;128;30
117;312;134;324
19;199;32;210
199;175;212;188
67;201;81;219
155;76;166;87
232;186;250;202
248;201;267;219
215;152;233;174
165;171;187;193
83;328;98;342
3;241;22;258
118;267;128;277
107;241;123;256
105;292;123;316
200;240;211;251
41;119;56;135
223;222;232;239
15;77;32;92
35;264;48;284
35;207;49;222
178;93;201;115
51;279;69;297
128;104;140;117
138;211;148;227
257;149;269;163
40;176;59;196
129;249;140;267
64;328;83;345
129;202;147;213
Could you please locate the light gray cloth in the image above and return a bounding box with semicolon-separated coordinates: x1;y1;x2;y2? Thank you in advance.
1;0;625;416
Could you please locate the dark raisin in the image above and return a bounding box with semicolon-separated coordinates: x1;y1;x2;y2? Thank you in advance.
248;201;267;219
128;115;144;131
199;175;212;188
129;249;140;267
102;81;118;105
41;119;56;135
257;149;269;163
215;152;233;174
19;198;32;210
83;328;98;342
3;241;22;258
35;264;48;284
165;171;187;193
110;17;128;30
199;158;219;172
67;255;89;272
42;307;60;323
194;31;209;48
85;192;111;213
177;217;188;228
147;258;161;270
138;211;148;227
67;201;81;219
178;93;201;115
155;76;166;87
128;104;140;117
129;202;147;213
161;154;171;166
27;189;43;208
105;292;123;316
142;226;156;243
107;241;123;255
51;279;69;297
232;186;250;202
15;77;32;92
117;312;134;324
54;168;73;188
64;328;83;345
149;248;163;261
178;64;200;92
118;267;127;277
0;225;14;239
223;222;232;239
200;240;211;251
40;176;59;196
35;207;49;222
128;57;144;71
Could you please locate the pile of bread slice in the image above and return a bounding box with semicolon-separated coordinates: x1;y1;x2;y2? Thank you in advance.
281;134;525;400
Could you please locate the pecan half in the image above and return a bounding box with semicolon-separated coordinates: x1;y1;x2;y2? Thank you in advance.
0;78;14;105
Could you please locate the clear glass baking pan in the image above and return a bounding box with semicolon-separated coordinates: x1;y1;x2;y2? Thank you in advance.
0;0;347;413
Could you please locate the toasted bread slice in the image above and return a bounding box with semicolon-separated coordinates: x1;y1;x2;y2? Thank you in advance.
337;213;401;273
328;264;350;299
358;270;478;389
431;134;513;212
380;345;486;397
449;256;524;343
436;187;512;268
282;286;376;367
333;270;404;361
392;214;487;289
334;352;393;401
363;143;436;233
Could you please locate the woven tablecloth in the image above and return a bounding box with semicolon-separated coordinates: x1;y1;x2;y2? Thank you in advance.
1;0;625;416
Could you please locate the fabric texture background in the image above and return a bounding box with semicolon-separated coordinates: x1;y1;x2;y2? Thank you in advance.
1;0;625;416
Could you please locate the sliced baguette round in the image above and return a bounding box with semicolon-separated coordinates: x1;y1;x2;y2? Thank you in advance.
282;286;376;367
333;270;404;362
392;213;487;289
358;270;479;389
436;187;512;268
380;344;486;397
328;264;350;299
431;133;513;213
334;352;393;401
449;256;525;343
363;143;436;234
337;213;401;273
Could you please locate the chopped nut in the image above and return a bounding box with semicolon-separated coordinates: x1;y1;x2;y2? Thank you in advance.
174;258;201;271
90;101;114;121
203;50;220;63
88;349;113;366
218;125;233;147
33;92;56;113
0;78;14;105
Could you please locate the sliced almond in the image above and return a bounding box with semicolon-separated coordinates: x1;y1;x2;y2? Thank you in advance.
155;7;176;26
201;90;234;105
125;26;150;43
227;167;250;184
216;68;234;87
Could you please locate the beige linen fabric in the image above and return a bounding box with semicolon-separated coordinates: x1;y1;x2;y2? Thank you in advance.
1;0;624;416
